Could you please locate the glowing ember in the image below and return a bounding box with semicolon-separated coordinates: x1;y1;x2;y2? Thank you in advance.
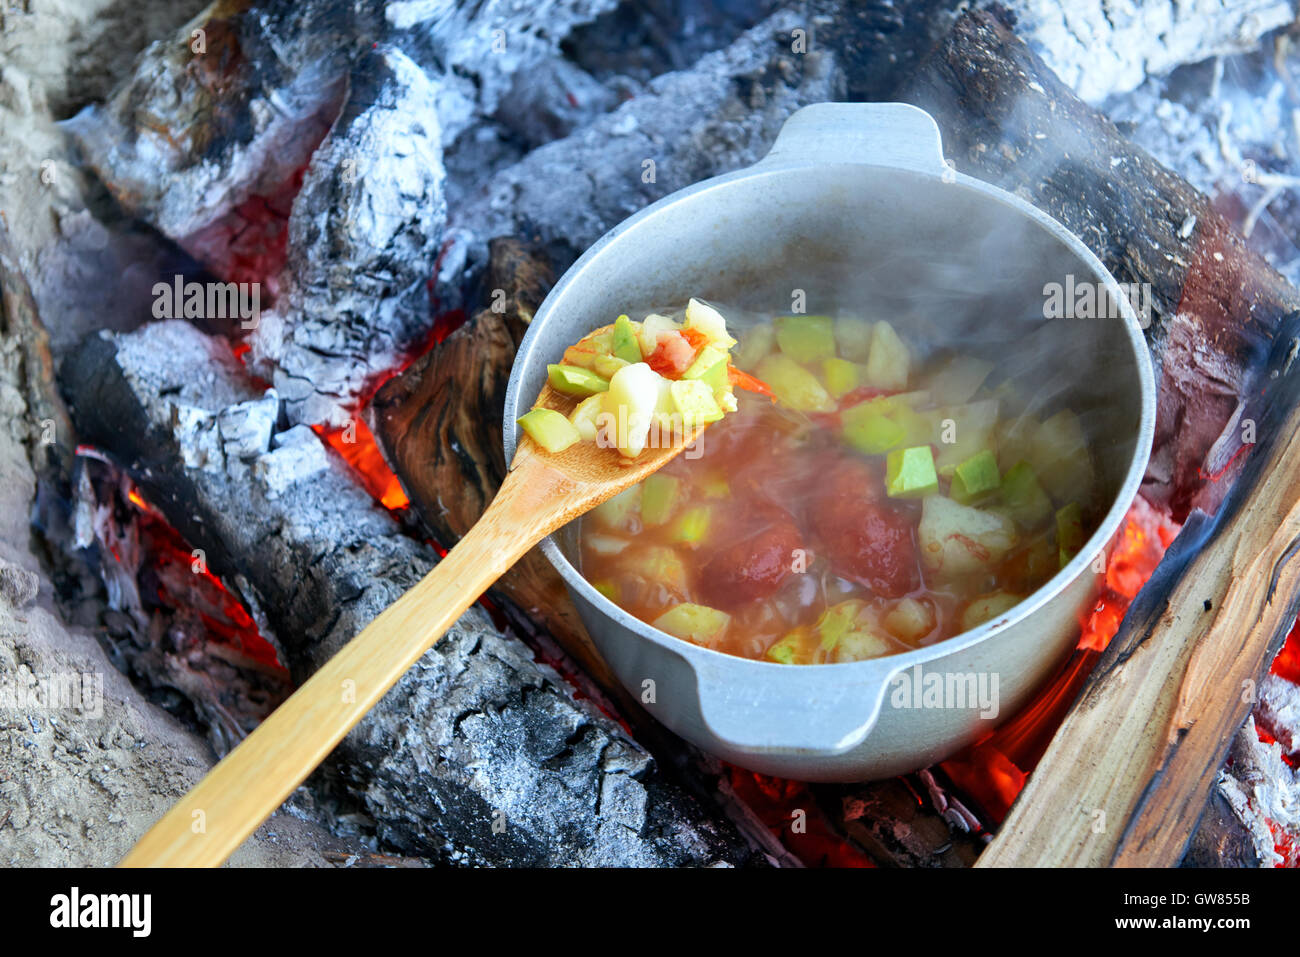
728;769;874;867
123;483;287;677
1079;496;1181;652
1272;617;1300;686
313;418;410;511
1268;819;1300;869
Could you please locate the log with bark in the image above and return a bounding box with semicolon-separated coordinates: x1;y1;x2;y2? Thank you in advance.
370;240;609;689
977;314;1300;867
906;8;1300;524
903;8;1300;867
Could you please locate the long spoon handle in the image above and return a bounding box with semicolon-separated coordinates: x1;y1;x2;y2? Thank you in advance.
119;460;565;867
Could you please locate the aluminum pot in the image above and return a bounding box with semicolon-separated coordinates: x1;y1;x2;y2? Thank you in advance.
503;102;1155;782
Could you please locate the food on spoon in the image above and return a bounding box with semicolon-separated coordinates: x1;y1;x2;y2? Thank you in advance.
520;298;750;460
576;307;1102;664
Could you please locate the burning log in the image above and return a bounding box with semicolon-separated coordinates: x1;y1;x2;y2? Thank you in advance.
61;320;759;866
243;43;448;427
448;6;842;264
369;240;607;680
907;8;1300;523
976;288;1300;866
67;0;624;427
904;7;1300;867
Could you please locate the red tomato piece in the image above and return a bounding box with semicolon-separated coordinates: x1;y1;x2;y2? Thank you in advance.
679;327;710;349
806;474;918;597
645;330;698;378
698;506;803;609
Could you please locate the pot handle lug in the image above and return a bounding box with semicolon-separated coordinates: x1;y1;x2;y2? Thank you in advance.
759;102;951;177
689;654;904;758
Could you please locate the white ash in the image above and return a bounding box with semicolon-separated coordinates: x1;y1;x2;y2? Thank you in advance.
247;45;447;427
63;1;352;242
253;426;330;495
1256;672;1300;757
491;57;618;150
1216;716;1300;867
217;390;279;463
169;405;222;473
385;0;619;146
449;7;844;265
1009;0;1296;104
1103;40;1300;286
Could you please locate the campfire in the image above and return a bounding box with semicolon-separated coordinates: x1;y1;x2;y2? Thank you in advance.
3;0;1299;869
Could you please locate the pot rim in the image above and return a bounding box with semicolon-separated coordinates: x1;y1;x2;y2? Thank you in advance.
503;108;1156;684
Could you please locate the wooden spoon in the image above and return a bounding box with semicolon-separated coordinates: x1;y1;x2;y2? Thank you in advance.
120;340;706;867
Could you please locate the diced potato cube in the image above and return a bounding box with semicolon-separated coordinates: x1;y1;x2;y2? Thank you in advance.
569;394;604;442
600;362;662;458
732;323;774;370
585;533;630;556
653;602;731;647
995;413;1039;473
635;546;690;597
834;629;896;662
863;321;910;391
960;591;1023;632
927;355;994;405
1028;409;1093;505
834;318;874;361
755;354;835;412
685;298;737;348
884;598;935;642
918;495;1018;578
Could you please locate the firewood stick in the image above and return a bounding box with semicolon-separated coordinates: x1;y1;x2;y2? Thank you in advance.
978;318;1300;867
